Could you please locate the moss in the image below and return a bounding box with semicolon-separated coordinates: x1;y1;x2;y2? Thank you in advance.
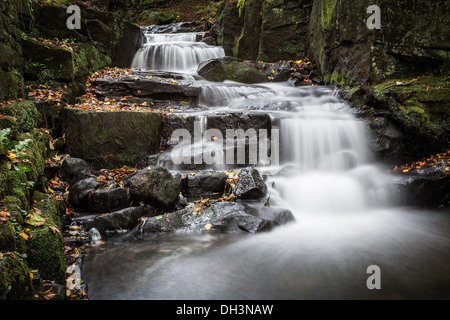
320;0;337;31
9;169;29;209
1;195;26;224
32;192;66;230
0;255;32;300
26;225;66;283
16;130;48;183
0;69;25;101
324;70;358;89
0;219;18;252
0;100;41;135
0;160;13;199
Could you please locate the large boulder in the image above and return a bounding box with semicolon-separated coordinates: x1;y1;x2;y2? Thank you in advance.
127;167;181;208
139;201;294;234
62;107;161;169
198;57;267;84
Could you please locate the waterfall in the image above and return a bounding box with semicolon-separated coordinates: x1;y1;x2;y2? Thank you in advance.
131;27;225;73
82;23;450;301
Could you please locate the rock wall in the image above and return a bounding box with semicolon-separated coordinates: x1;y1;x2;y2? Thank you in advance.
213;0;313;62
309;0;450;85
0;0;29;101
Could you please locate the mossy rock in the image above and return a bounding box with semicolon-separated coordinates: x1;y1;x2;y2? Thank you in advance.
22;38;74;83
0;255;32;300
9;169;29;209
62;107;162;169
1;195;26;225
0;100;41;135
0;160;13;199
0;69;25;101
26;193;67;284
26;226;66;284
72;43;112;81
0;219;18;252
197;57;267;84
16;130;49;183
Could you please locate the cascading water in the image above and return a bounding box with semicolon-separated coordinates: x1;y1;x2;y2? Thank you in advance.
131;25;225;73
82;24;450;300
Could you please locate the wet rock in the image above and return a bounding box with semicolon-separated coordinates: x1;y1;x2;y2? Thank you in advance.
91;71;200;103
59;158;91;185
233;167;267;200
181;171;227;198
127;167;181;208
197;57;267;84
87;187;130;213
68;177;102;209
396;170;449;208
365;117;406;165
80;206;151;234
139;201;294;234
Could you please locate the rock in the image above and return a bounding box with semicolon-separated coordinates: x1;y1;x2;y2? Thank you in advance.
364;117;406;165
32;5;88;42
62;107;161;169
396;170;450;208
181;171;228;198
38;283;66;300
0;255;32;300
80;206;151;234
87;187;130;213
127;167;181;208
139;201;294;234
91;70;200;103
22;38;74;82
197;57;267;84
68;177;102;209
309;0;450;85
59;158;91;185
233;167;267;200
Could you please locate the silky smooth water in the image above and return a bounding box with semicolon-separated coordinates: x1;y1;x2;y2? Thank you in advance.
82;26;450;300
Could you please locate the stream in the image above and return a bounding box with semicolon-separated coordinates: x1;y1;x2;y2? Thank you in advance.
81;24;450;300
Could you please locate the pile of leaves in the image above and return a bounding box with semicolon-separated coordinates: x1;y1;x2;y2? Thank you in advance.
27;84;66;103
94;166;139;187
394;150;450;173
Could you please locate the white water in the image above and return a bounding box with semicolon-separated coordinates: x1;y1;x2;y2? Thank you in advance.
131;27;225;73
82;25;450;300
